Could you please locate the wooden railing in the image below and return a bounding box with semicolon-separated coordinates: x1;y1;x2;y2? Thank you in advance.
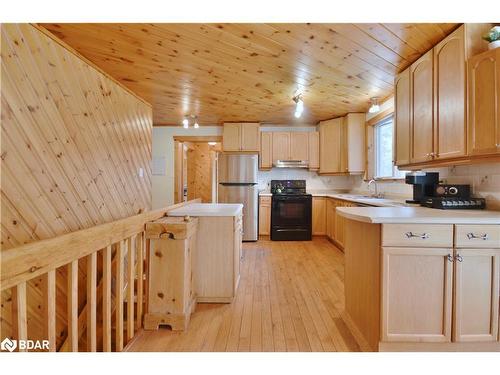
0;199;199;352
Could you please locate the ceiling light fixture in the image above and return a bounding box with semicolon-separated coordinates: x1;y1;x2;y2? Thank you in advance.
368;97;380;114
293;94;304;118
208;141;217;146
182;116;189;128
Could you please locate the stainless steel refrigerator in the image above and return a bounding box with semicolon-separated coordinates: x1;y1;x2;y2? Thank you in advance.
218;153;258;241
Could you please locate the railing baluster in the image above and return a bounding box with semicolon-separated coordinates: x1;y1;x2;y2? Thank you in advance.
102;245;112;352
136;232;144;330
67;260;78;352
86;252;97;352
15;282;28;352
127;236;135;342
116;241;124;351
43;270;56;352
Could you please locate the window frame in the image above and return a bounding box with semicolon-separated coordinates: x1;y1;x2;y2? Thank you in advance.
373;114;405;180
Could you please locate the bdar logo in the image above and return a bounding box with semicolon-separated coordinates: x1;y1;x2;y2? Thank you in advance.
1;337;17;352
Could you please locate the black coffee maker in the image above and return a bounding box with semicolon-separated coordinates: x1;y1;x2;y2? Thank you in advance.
405;172;440;204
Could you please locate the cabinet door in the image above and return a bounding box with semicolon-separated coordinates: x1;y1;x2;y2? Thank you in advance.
326;199;335;239
260;132;272;169
319;119;342;173
410;50;434;163
381;247;453;343
334;201;345;249
308;131;320;170
468;48;500;156
394;69;411;166
272;132;290;162
241;123;260;151
434;25;467;160
233;216;243;291
340;117;349;173
290;132;309;160
345;113;365;173
312;197;326;235
258;197;271;236
454;248;499;342
223;123;241;151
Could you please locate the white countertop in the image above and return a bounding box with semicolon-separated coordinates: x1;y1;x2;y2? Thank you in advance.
167;203;243;217
337;206;500;224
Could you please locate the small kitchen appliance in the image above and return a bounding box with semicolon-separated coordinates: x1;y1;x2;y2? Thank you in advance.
405;172;440;204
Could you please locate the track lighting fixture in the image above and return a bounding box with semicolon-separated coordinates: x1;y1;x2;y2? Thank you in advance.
293;93;304;118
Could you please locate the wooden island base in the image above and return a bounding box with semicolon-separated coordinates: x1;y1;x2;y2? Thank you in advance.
342;215;500;352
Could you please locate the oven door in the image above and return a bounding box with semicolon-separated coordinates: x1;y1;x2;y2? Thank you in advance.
271;195;312;228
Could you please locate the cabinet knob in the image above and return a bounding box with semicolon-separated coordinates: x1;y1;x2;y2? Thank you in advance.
455;254;463;262
447;254;454;263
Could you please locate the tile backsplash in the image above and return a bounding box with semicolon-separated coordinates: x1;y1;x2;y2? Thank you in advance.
351;162;500;210
257;169;352;192
258;162;500;210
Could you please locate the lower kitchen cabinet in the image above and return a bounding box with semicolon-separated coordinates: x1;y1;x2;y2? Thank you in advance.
312;197;326;235
381;246;453;343
326;198;335;239
258;196;271;236
453;248;499;342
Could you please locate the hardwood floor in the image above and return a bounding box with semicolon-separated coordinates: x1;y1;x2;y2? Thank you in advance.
127;237;360;352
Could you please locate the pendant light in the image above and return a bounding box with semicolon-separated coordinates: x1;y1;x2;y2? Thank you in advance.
368;97;380;114
193;116;199;129
182;116;189;128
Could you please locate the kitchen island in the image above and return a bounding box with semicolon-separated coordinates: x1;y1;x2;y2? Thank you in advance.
168;203;243;303
337;206;500;351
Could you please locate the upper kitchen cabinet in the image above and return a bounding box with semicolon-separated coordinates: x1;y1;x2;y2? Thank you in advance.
410;49;434;164
271;132;291;162
308;131;320;171
319;118;343;174
319;114;365;175
468;47;500;157
222;122;260;152
260;132;273;170
433;25;467;160
395;24;493;168
262;130;318;170
394;69;411;166
290;132;309;161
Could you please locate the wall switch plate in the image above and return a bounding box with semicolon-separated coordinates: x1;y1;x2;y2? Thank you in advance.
138;167;144;178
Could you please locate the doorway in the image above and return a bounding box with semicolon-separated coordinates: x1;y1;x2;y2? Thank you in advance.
173;136;222;204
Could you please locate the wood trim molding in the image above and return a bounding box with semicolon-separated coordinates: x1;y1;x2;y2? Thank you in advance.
33;23;152;107
173;135;222;142
366;108;394;126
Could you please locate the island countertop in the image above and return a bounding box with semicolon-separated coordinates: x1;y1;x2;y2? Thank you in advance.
336;206;500;224
167;203;243;217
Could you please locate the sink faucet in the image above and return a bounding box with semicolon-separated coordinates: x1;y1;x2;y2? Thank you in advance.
368;179;383;198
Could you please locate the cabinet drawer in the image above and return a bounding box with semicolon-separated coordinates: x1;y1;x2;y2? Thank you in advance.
382;224;453;248
455;225;500;248
260;196;271;205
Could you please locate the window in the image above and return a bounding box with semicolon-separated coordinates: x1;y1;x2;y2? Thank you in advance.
374;115;405;179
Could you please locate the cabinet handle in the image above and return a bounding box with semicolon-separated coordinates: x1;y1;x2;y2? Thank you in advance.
447;254;454;263
405;232;429;239
455;254;463;262
466;232;488;240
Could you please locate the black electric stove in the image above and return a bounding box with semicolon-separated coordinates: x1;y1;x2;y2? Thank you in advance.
270;180;312;241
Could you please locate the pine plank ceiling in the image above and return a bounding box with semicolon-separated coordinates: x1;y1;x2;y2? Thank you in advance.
40;23;459;125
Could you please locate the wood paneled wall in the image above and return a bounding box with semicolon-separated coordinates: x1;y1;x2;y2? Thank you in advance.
0;24;153;347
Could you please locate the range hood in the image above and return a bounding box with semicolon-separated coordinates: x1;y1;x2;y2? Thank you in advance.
273;160;309;169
